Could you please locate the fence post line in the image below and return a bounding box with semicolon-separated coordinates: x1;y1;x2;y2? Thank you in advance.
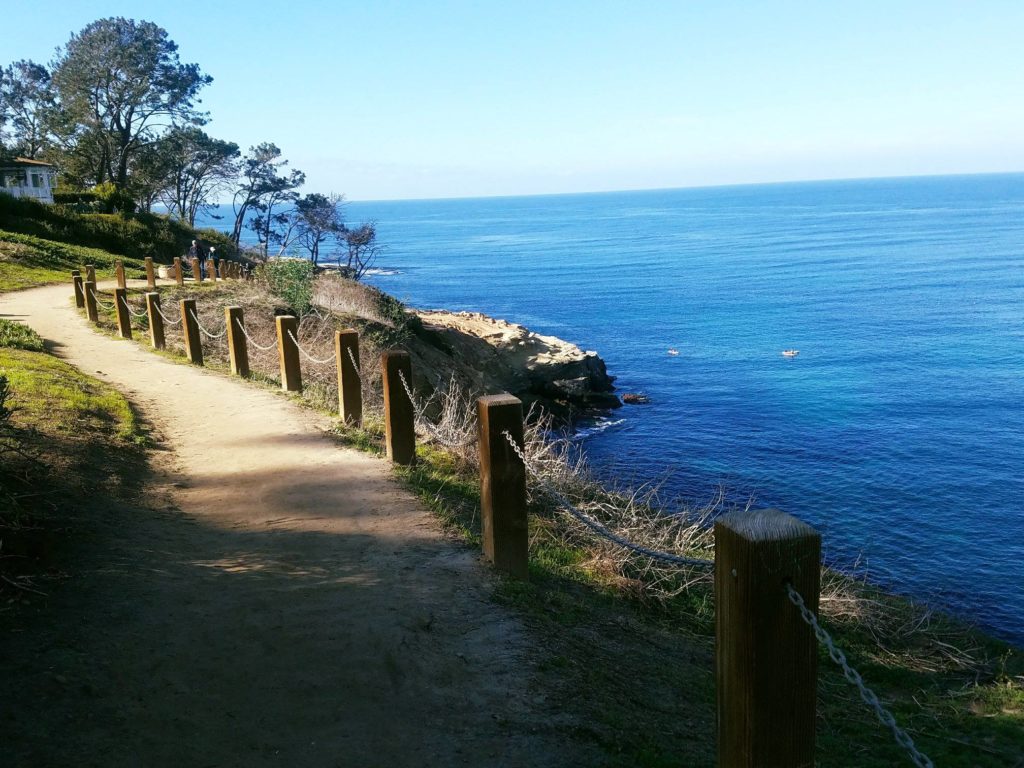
477;394;529;579
335;329;362;426
181;299;204;365
145;292;165;350
84;280;99;322
226;306;249;377
144;257;156;289
192;257;203;283
72;270;85;308
714;508;820;768
276;315;302;392
85;264;96;284
113;287;132;339
115;260;126;289
381;350;415;465
174;256;184;287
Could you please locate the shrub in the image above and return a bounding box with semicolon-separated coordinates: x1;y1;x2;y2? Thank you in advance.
0;193;237;262
259;258;316;316
0;319;45;352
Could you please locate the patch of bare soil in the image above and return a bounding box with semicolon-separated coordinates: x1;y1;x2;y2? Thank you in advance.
0;283;606;767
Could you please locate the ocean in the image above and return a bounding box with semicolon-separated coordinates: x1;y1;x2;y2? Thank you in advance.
205;174;1024;645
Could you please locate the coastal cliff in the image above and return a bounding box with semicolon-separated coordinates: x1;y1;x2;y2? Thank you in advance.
405;309;620;421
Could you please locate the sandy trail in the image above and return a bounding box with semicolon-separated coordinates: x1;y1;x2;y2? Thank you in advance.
0;283;597;767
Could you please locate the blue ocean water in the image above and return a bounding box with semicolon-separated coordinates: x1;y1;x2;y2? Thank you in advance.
209;174;1024;644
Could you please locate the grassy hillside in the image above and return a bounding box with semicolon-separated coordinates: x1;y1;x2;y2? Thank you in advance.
0;193;236;263
0;229;149;293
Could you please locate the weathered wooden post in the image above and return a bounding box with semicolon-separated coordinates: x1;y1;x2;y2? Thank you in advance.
113;288;132;339
192;257;203;283
174;256;184;287
276;315;302;392
181;298;204;365
115;260;126;289
84;280;99;322
145;292;165;350
226;306;249;377
381;350;416;465
72;270;85;308
218;261;226;280
335;329;362;426
144;257;156;289
715;509;821;768
85;264;96;284
477;394;529;579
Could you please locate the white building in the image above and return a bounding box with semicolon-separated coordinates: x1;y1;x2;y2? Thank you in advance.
0;158;57;204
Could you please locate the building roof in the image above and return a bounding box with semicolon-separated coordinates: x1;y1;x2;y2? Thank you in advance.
2;157;56;168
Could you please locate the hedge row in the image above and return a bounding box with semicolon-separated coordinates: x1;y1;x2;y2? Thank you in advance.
0;193;237;263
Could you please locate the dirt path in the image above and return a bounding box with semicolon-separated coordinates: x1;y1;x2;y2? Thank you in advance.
0;283;601;767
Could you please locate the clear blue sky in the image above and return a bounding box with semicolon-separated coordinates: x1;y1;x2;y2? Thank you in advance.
2;1;1022;200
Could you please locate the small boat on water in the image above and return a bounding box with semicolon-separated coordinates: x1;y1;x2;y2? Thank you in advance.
667;348;680;356
782;349;799;357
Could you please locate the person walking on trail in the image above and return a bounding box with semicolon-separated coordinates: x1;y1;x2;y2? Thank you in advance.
188;239;207;278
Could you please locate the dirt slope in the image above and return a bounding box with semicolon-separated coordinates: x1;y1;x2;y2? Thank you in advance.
0;282;603;767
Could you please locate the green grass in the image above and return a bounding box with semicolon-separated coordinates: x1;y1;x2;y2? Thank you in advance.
0;347;143;443
0;319;45;352
0;229;148;293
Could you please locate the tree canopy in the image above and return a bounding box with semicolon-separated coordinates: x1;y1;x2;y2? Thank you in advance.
49;17;212;188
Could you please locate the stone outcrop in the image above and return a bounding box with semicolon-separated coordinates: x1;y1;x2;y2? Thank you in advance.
406;310;619;422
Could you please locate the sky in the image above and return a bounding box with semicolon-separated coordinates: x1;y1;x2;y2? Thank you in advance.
1;0;1023;200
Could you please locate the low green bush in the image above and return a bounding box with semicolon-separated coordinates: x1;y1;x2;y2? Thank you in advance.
258;258;316;315
0;319;45;352
0;193;236;262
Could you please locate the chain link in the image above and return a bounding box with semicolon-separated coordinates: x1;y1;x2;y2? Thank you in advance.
88;286;116;311
397;369;476;448
152;301;183;326
786;584;935;768
346;346;362;379
232;316;277;351
286;330;337;365
502;430;713;569
189;309;226;339
119;294;150;319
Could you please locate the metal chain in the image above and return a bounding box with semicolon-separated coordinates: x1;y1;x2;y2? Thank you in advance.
153;302;183;326
397;369;476;448
189;309;226;339
232;316;277;351
502;430;714;569
287;330;337;365
119;294;149;319
786;584;935;768
88;286;116;311
346;346;362;379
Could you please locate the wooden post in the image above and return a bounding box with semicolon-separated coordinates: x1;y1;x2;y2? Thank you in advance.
84;280;99;322
276;315;302;392
85;264;96;284
72;271;85;308
114;288;132;339
174;256;184;287
181;299;203;365
381;350;415;465
218;261;226;280
226;306;249;377
145;292;165;350
715;509;821;768
477;394;529;579
192;257;203;283
115;260;126;289
335;329;362;426
144;257;156;289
